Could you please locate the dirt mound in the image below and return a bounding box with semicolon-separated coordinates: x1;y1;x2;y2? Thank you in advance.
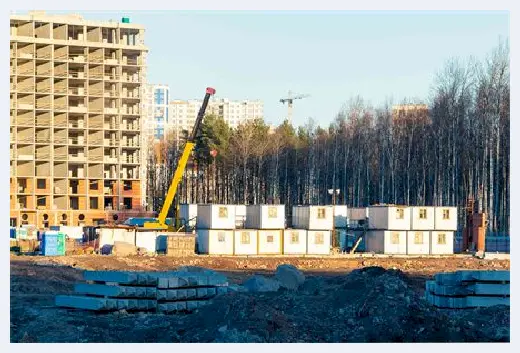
181;266;509;342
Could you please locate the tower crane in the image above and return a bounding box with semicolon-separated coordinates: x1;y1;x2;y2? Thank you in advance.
279;90;310;124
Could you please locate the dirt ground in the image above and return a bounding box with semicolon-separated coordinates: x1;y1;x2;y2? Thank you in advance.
10;254;510;343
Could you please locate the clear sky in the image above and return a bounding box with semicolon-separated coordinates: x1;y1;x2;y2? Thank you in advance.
62;11;508;127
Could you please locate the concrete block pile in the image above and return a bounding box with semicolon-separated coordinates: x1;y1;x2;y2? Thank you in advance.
425;270;510;309
55;269;229;313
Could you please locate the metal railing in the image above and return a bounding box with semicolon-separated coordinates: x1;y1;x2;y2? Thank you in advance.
68;122;85;129
104;90;119;97
104;74;120;81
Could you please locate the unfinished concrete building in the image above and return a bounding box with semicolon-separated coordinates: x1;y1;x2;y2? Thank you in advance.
9;11;148;227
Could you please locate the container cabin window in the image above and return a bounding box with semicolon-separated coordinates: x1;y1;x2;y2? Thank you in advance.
267;207;277;218
317;208;326;219
391;232;400;244
442;209;450;220
217;232;226;242
419;208;427;219
241;232;250;245
414;232;423;244
266;235;274;243
396;208;404;219
315;233;324;245
437;233;446;245
218;207;228;218
290;232;299;244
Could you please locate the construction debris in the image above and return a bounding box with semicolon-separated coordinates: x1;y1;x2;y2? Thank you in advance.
425;270;510;308
55;269;230;313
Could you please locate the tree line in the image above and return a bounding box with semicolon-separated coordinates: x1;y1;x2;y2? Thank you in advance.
146;41;509;233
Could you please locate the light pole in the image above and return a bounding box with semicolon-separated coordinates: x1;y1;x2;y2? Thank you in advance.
328;188;340;248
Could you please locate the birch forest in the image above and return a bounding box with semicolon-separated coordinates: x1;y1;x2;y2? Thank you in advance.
146;41;510;233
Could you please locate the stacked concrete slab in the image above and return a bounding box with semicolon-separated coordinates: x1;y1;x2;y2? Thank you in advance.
425;270;510;308
55;270;229;313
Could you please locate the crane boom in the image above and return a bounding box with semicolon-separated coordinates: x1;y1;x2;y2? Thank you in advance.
143;87;216;230
279;90;310;123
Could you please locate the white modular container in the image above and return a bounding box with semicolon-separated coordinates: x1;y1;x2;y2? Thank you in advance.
135;230;158;253
334;205;348;227
365;230;407;254
246;204;285;229
233;229;258;255
59;226;84;240
257;229;282;255
235;205;247;228
430;231;454;255
196;229;234;255
196;204;236;229
368;206;411;230
434;207;458;231
283;229;307;255
406;230;431;255
99;227;136;247
292;206;333;230
347;207;369;221
179;204;197;228
410;207;435;230
306;230;331;255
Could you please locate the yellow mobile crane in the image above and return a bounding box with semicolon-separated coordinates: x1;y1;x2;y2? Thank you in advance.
141;87;216;231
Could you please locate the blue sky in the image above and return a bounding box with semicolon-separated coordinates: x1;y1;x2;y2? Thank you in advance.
66;11;508;126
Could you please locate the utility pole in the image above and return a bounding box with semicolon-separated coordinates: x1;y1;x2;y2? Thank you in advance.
279;90;310;124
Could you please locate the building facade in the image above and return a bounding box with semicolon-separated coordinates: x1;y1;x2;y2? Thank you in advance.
168;98;264;140
9;11;148;227
142;84;170;141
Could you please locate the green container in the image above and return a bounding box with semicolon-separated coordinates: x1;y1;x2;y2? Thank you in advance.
122;17;130;23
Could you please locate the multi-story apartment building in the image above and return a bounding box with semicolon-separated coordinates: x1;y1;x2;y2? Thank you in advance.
168;98;264;140
9;11;148;227
142;84;170;141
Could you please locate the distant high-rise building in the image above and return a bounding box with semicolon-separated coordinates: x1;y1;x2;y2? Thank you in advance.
168;98;264;140
9;11;149;227
142;84;170;141
392;104;430;125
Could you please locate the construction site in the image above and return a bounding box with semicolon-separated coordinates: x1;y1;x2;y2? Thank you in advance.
9;11;510;344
